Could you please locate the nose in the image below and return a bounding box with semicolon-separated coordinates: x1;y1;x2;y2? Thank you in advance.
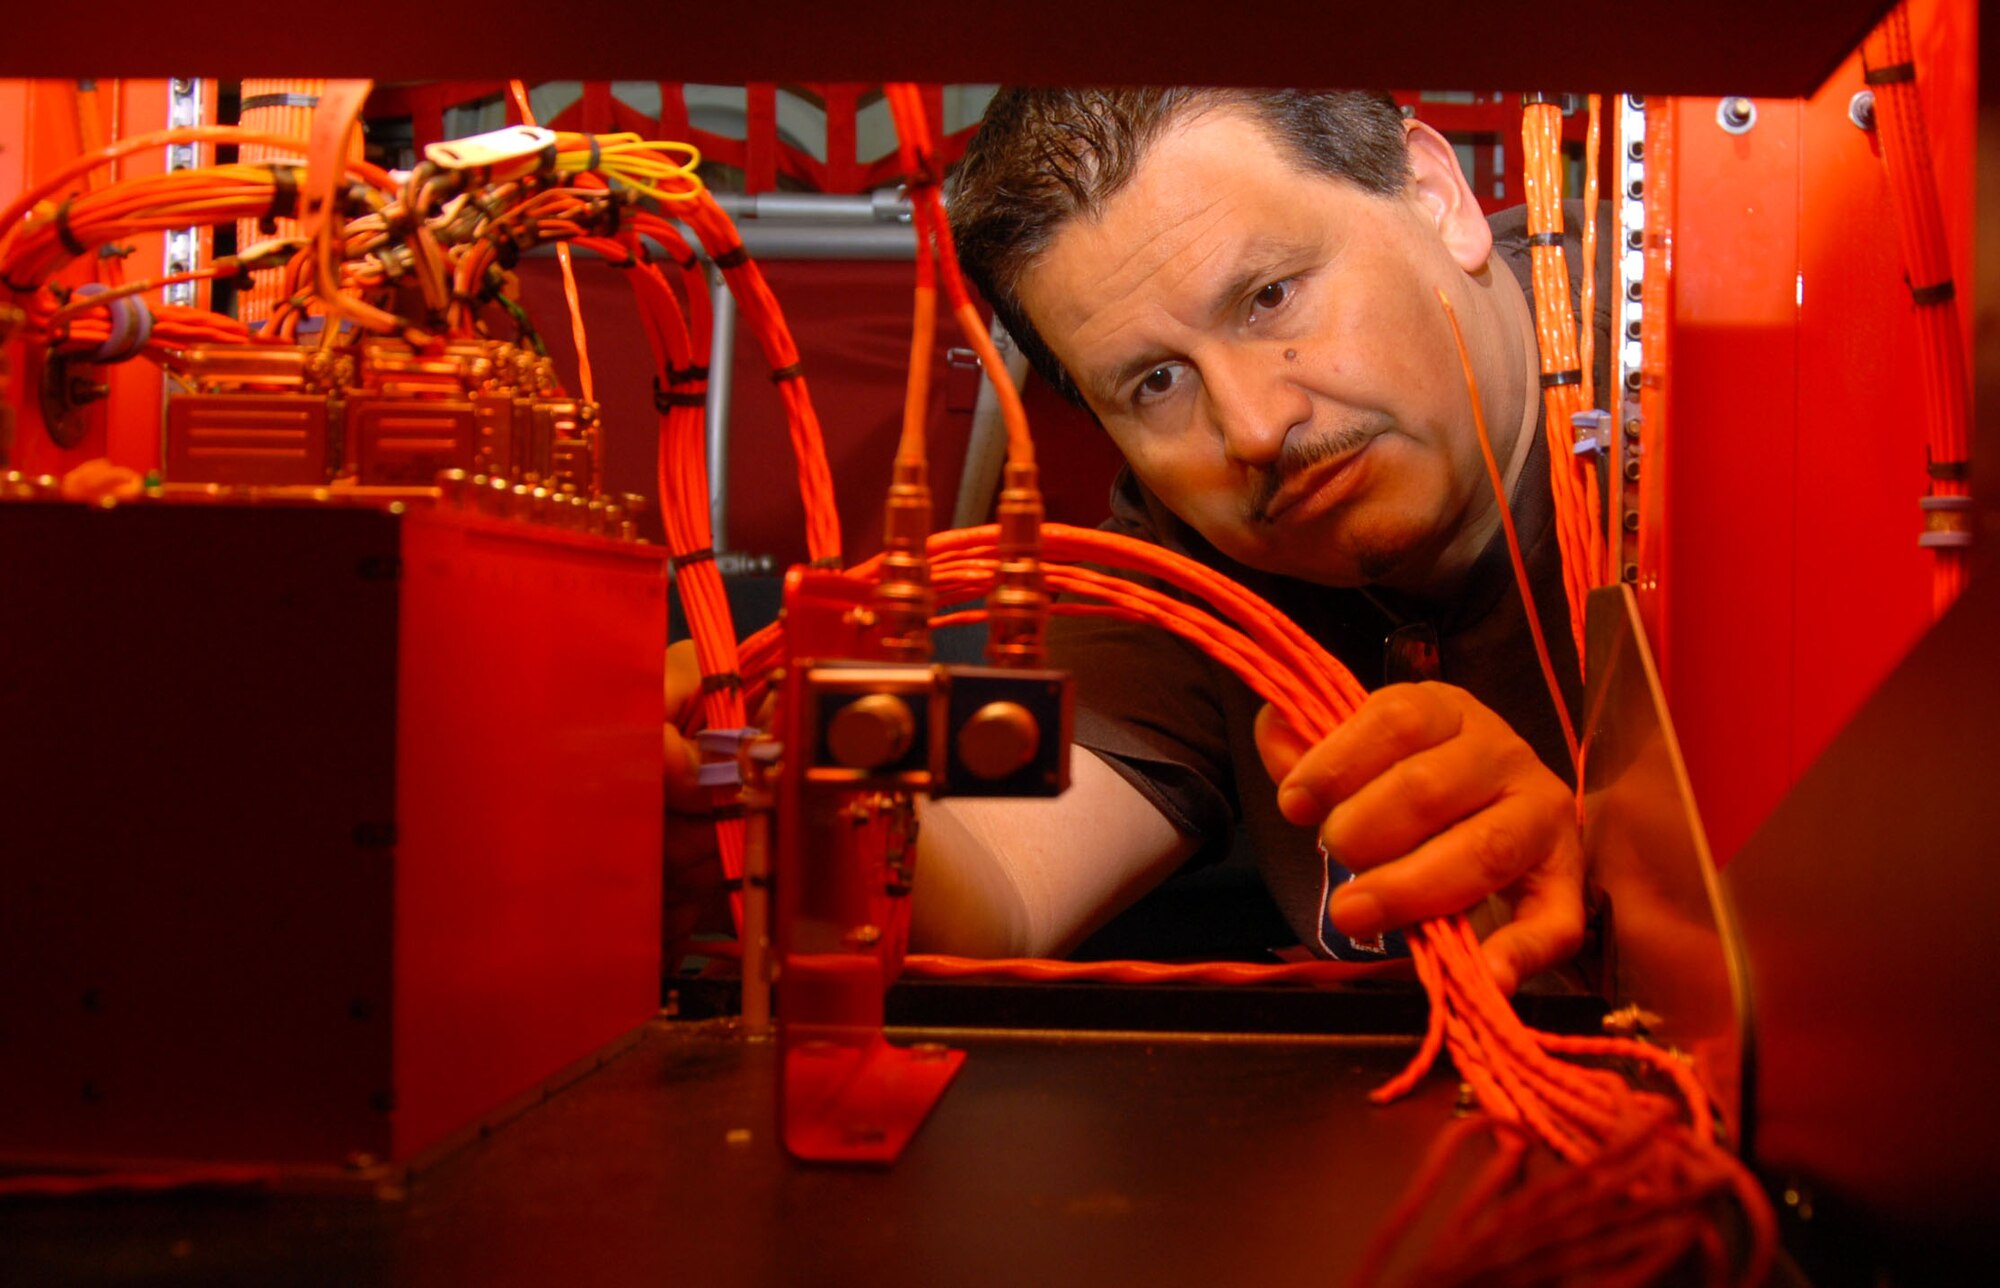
1201;343;1312;468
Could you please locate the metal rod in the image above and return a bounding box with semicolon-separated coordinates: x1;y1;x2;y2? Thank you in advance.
706;264;737;551
525;220;916;262
952;317;1030;528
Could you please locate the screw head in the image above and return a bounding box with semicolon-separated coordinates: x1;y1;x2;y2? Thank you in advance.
1848;90;1877;132
1717;97;1757;134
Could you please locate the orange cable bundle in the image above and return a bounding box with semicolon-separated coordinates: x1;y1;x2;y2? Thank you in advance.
1862;2;1973;615
235;78;328;325
1520;98;1607;670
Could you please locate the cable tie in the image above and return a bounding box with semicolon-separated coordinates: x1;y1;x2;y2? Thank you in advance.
711;803;748;823
670;249;698;271
1526;231;1565;248
53;197;86;257
668;363;710;384
253;166;299;237
97;242;134;261
1864;61;1917;86
711;244;750;270
670;546;716;572
240;91;320;113
699;672;744;694
652;377;706;412
494;236;520;270
585;134;602;172
769;361;805;384
71;283;153;364
1927;457;1970;483
1539;368;1583;389
1909;278;1955;307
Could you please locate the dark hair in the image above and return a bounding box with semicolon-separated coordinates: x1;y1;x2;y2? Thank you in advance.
949;89;1411;408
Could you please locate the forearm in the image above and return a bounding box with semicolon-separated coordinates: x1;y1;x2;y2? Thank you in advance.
909;747;1199;958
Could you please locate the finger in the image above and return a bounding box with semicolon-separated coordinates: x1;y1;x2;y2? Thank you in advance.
663;723;711;814
1318;720;1538;872
1326;786;1572;941
1253;704;1314;787
665;639;703;729
1277;683;1465;825
1478;862;1587;996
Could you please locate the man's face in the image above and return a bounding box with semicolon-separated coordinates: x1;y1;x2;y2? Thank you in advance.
1015;107;1505;591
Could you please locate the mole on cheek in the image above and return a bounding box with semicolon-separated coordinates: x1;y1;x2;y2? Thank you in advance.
1284;348;1298;362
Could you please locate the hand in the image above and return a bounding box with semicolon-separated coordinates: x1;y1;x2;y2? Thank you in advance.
1253;682;1585;994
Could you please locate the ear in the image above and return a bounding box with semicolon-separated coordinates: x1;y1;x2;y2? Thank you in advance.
1404;120;1493;274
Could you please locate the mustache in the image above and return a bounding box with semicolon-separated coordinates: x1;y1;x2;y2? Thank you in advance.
1248;422;1385;524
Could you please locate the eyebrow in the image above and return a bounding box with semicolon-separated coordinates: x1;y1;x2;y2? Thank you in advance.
1091;242;1311;405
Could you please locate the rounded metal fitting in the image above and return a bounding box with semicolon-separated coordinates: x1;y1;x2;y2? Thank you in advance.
1717;97;1757;134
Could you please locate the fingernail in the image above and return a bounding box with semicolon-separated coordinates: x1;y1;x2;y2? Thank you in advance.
1277;784;1313;822
1329;887;1383;938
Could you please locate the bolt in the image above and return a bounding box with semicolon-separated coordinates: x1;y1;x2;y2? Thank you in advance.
1624;369;1643;393
1625;227;1644;251
1623;509;1641;533
1626;176;1645;199
1622;562;1640;583
1718;97;1757;134
1624;417;1643;441
1626;318;1643;341
1626;280;1643;302
1626;94;1646;111
1624;458;1642;483
1848;90;1876;133
1626;139;1645;161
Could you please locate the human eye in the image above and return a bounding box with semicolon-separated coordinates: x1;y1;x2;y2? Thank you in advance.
1247;278;1295;324
1131;362;1185;408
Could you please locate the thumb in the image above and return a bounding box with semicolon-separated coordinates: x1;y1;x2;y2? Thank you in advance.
1253;703;1313;787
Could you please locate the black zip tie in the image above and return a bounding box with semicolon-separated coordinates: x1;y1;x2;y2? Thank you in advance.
586;134;602;172
241;91;320;112
808;556;843;570
1540;368;1583;389
98;242;134;261
770;361;804;383
652;377;706;411
668;363;710;384
1928;457;1970;482
712;804;748;823
711;244;749;269
494;236;520;270
53;198;85;257
699;672;743;694
1527;231;1565;247
1864;61;1917;86
264;164;300;230
671;546;716;571
1910;279;1955;306
669;249;698;270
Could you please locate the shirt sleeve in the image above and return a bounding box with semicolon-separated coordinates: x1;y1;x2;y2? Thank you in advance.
1044;601;1239;846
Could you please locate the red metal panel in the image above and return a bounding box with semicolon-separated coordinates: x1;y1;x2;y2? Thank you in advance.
0;500;402;1168
1658;95;1805;867
0;496;666;1173
391;506;666;1160
1646;0;1972;864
